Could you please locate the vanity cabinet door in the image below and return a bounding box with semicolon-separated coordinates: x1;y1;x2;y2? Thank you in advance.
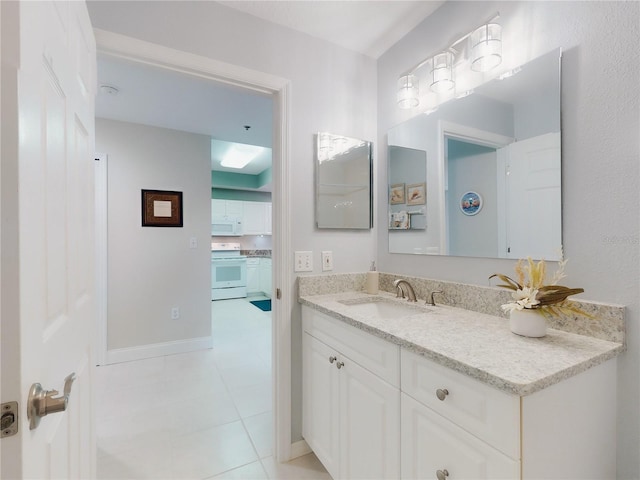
339;355;400;479
401;393;520;480
302;332;340;478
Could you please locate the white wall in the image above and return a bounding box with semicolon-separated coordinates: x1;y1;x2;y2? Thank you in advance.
88;0;378;447
96;118;212;351
378;2;640;477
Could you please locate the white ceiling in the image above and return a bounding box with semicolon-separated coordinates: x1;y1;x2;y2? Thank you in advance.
217;1;444;58
94;1;445;191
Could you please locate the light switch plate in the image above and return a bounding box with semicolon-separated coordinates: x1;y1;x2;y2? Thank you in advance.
321;251;333;271
294;251;313;272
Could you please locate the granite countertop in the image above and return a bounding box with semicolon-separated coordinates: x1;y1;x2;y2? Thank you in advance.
299;291;624;397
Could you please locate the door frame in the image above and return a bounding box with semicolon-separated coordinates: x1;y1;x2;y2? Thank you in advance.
436;120;512;255
93;29;294;462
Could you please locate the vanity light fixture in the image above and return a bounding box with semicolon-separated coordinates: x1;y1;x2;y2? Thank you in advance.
430;52;455;93
397;74;419;109
470;23;502;72
396;14;502;109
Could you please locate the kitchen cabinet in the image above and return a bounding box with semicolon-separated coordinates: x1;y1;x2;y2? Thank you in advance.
246;258;260;294
211;199;243;220
242;201;272;235
302;307;400;480
400;349;616;479
259;258;272;297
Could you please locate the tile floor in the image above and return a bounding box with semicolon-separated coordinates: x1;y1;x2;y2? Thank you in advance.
96;296;332;479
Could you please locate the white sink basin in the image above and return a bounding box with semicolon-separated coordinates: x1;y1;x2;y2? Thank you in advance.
337;296;427;319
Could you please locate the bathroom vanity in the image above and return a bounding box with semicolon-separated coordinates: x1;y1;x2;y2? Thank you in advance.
300;287;623;480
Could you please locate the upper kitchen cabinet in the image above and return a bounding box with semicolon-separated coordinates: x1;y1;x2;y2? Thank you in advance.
243;201;272;235
212;199;244;220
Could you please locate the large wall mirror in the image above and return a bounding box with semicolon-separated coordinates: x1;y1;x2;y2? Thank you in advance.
316;132;373;229
388;48;562;260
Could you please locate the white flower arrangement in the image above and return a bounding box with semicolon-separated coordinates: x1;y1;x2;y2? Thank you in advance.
490;257;591;319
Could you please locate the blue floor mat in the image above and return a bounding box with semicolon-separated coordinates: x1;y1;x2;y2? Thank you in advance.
249;299;271;312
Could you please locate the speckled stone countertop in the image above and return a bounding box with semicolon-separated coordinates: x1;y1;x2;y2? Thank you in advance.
299;290;624;397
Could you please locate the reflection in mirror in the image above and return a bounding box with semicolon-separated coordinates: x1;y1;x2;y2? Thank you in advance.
388;48;562;260
316;133;373;229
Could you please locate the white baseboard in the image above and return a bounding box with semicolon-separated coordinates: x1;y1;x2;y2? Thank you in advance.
105;336;213;365
289;439;312;460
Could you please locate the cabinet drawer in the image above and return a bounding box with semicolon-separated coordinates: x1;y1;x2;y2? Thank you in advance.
302;306;400;387
401;349;519;459
401;393;520;479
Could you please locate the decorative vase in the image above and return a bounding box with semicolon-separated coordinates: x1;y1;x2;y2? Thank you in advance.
509;309;547;337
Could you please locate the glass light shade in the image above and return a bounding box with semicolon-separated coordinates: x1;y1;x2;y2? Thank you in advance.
430;52;455;93
470;23;502;72
397;74;419;109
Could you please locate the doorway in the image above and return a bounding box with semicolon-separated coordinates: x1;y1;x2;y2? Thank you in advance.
94;30;293;461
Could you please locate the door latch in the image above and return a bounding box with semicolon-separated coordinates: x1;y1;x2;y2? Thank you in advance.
1;401;19;438
27;373;76;430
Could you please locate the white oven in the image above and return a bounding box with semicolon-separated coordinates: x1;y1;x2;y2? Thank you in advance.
211;243;247;300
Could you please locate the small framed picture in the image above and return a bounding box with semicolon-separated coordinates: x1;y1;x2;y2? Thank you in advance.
390;183;405;204
459;191;483;216
406;183;426;206
141;189;183;227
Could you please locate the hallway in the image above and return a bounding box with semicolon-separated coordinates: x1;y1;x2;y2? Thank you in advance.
96;297;330;479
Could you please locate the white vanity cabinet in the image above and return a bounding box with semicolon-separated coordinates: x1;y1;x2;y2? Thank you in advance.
401;349;617;480
302;307;400;480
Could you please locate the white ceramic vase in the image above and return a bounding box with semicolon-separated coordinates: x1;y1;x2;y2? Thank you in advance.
509;309;547;337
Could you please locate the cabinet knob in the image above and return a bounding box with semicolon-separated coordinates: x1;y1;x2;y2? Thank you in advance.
336;361;345;369
329;356;337;364
436;469;449;480
436;388;449;401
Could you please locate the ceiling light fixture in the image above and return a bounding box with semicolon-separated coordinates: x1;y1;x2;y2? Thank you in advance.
220;144;264;169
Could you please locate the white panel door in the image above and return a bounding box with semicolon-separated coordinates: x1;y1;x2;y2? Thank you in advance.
1;1;96;478
339;356;400;480
505;132;562;259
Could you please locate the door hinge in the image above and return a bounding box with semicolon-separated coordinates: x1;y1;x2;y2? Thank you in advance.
276;288;281;299
1;401;18;438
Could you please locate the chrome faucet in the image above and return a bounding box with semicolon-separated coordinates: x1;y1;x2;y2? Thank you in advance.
426;290;444;306
393;279;417;302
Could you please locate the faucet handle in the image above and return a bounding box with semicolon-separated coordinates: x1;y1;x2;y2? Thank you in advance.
426;290;445;306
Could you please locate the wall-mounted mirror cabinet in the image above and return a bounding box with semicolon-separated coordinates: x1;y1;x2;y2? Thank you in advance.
316;133;373;229
388;48;562;260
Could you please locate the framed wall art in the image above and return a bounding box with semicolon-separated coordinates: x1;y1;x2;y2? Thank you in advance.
407;182;426;206
141;189;183;227
460;191;483;216
390;183;405;204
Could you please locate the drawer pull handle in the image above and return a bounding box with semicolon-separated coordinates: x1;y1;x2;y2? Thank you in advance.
336;361;345;369
329;356;337;364
436;469;449;480
436;388;449;401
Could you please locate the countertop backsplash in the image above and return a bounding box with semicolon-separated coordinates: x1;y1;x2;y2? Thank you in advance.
241;250;271;257
298;272;625;345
